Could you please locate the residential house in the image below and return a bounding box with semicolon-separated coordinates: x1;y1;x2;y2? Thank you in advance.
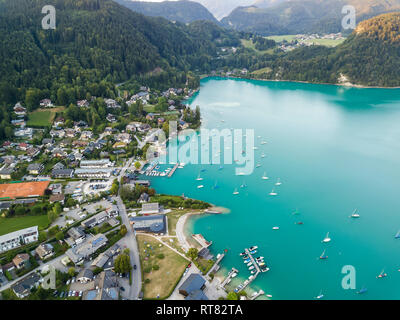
35;243;54;260
115;133;131;144
66;233;108;264
49;193;65;204
13;103;27;116
67;227;86;246
51;168;74;179
12;253;30;270
106;114;116;123
12;272;41;298
77;268;94;283
0;167;13;179
40;99;53;108
27;163;44;175
77;100;89;108
104;99;120;109
83;270;119;300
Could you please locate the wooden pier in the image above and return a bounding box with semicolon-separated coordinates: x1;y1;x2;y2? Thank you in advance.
250;289;265;300
206;252;225;277
220;267;239;289
167;163;179;178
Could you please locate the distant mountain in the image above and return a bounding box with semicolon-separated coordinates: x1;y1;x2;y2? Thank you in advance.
114;0;219;24
250;13;400;87
221;0;400;35
195;0;255;20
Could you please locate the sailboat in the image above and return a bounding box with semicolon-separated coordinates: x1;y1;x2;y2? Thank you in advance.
275;178;282;186
322;232;331;243
240;181;247;188
261;141;267;145
292;208;300;215
395;230;400;239
315;291;324;299
319;249;328;260
350;209;360;218
377;270;387;278
256;163;261;168
196;173;203;181
269;188;277;196
262;172;269;180
197;185;204;189
357;287;368;294
233;188;239;195
261;153;266;158
212;181;219;189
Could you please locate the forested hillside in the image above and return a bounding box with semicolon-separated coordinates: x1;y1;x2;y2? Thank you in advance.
114;0;219;24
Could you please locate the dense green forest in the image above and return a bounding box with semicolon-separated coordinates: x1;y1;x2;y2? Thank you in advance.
0;0;239;109
114;0;219;24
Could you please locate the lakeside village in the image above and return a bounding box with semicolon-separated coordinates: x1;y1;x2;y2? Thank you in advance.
0;84;267;301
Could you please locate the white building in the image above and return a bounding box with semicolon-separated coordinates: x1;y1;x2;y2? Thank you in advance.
80;159;113;168
74;168;112;179
0;226;39;253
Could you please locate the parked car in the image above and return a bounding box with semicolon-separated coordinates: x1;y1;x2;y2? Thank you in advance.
60;292;64;298
120;287;125;292
79;291;83;297
133;265;137;270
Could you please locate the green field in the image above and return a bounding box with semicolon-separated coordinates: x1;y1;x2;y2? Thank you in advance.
27;110;54;127
0;215;49;236
240;39;274;54
266;35;345;47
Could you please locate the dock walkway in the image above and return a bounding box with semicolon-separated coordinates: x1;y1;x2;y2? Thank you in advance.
220;267;239;289
168;163;179;178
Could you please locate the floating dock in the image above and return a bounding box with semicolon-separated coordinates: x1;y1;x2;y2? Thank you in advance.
167;163;179;178
234;248;261;292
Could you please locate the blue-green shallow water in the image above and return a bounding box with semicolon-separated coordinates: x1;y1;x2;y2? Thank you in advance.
149;77;400;300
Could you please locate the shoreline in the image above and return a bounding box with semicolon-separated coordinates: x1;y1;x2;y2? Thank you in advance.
203;75;400;90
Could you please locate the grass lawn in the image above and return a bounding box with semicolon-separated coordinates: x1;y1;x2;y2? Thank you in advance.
241;39;274;54
137;234;189;299
27;110;54;127
251;67;273;76
266;35;345;47
0;215;49;236
143;104;156;113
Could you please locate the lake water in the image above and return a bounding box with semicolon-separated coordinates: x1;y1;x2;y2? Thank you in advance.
149;77;400;300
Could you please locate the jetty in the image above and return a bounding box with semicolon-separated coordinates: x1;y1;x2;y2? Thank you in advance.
206;252;225;277
192;233;212;248
146;161;158;173
220;267;239;289
250;289;265;300
167;163;179;178
234;248;261;292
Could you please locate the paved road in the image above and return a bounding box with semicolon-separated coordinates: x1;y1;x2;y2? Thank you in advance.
116;158;142;300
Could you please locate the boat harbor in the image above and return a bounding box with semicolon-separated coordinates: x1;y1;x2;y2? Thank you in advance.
233;246;269;293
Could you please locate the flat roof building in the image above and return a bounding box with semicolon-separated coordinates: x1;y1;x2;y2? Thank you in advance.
129;215;166;234
0;226;39;253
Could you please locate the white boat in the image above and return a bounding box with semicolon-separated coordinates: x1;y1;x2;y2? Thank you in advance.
269;188;277;196
248;266;255;270
322;232;331;243
315;291;324;299
350;209;360;218
262;172;269;180
253;147;258;150
197;185;204;189
256;163;261;168
196;173;203;181
272;226;279;230
249;246;258;251
233;188;239;195
261;153;266;158
275;178;282;186
261;141;267;145
247;262;253;267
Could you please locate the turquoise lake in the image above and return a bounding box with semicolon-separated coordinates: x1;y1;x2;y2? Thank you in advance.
149;77;400;300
